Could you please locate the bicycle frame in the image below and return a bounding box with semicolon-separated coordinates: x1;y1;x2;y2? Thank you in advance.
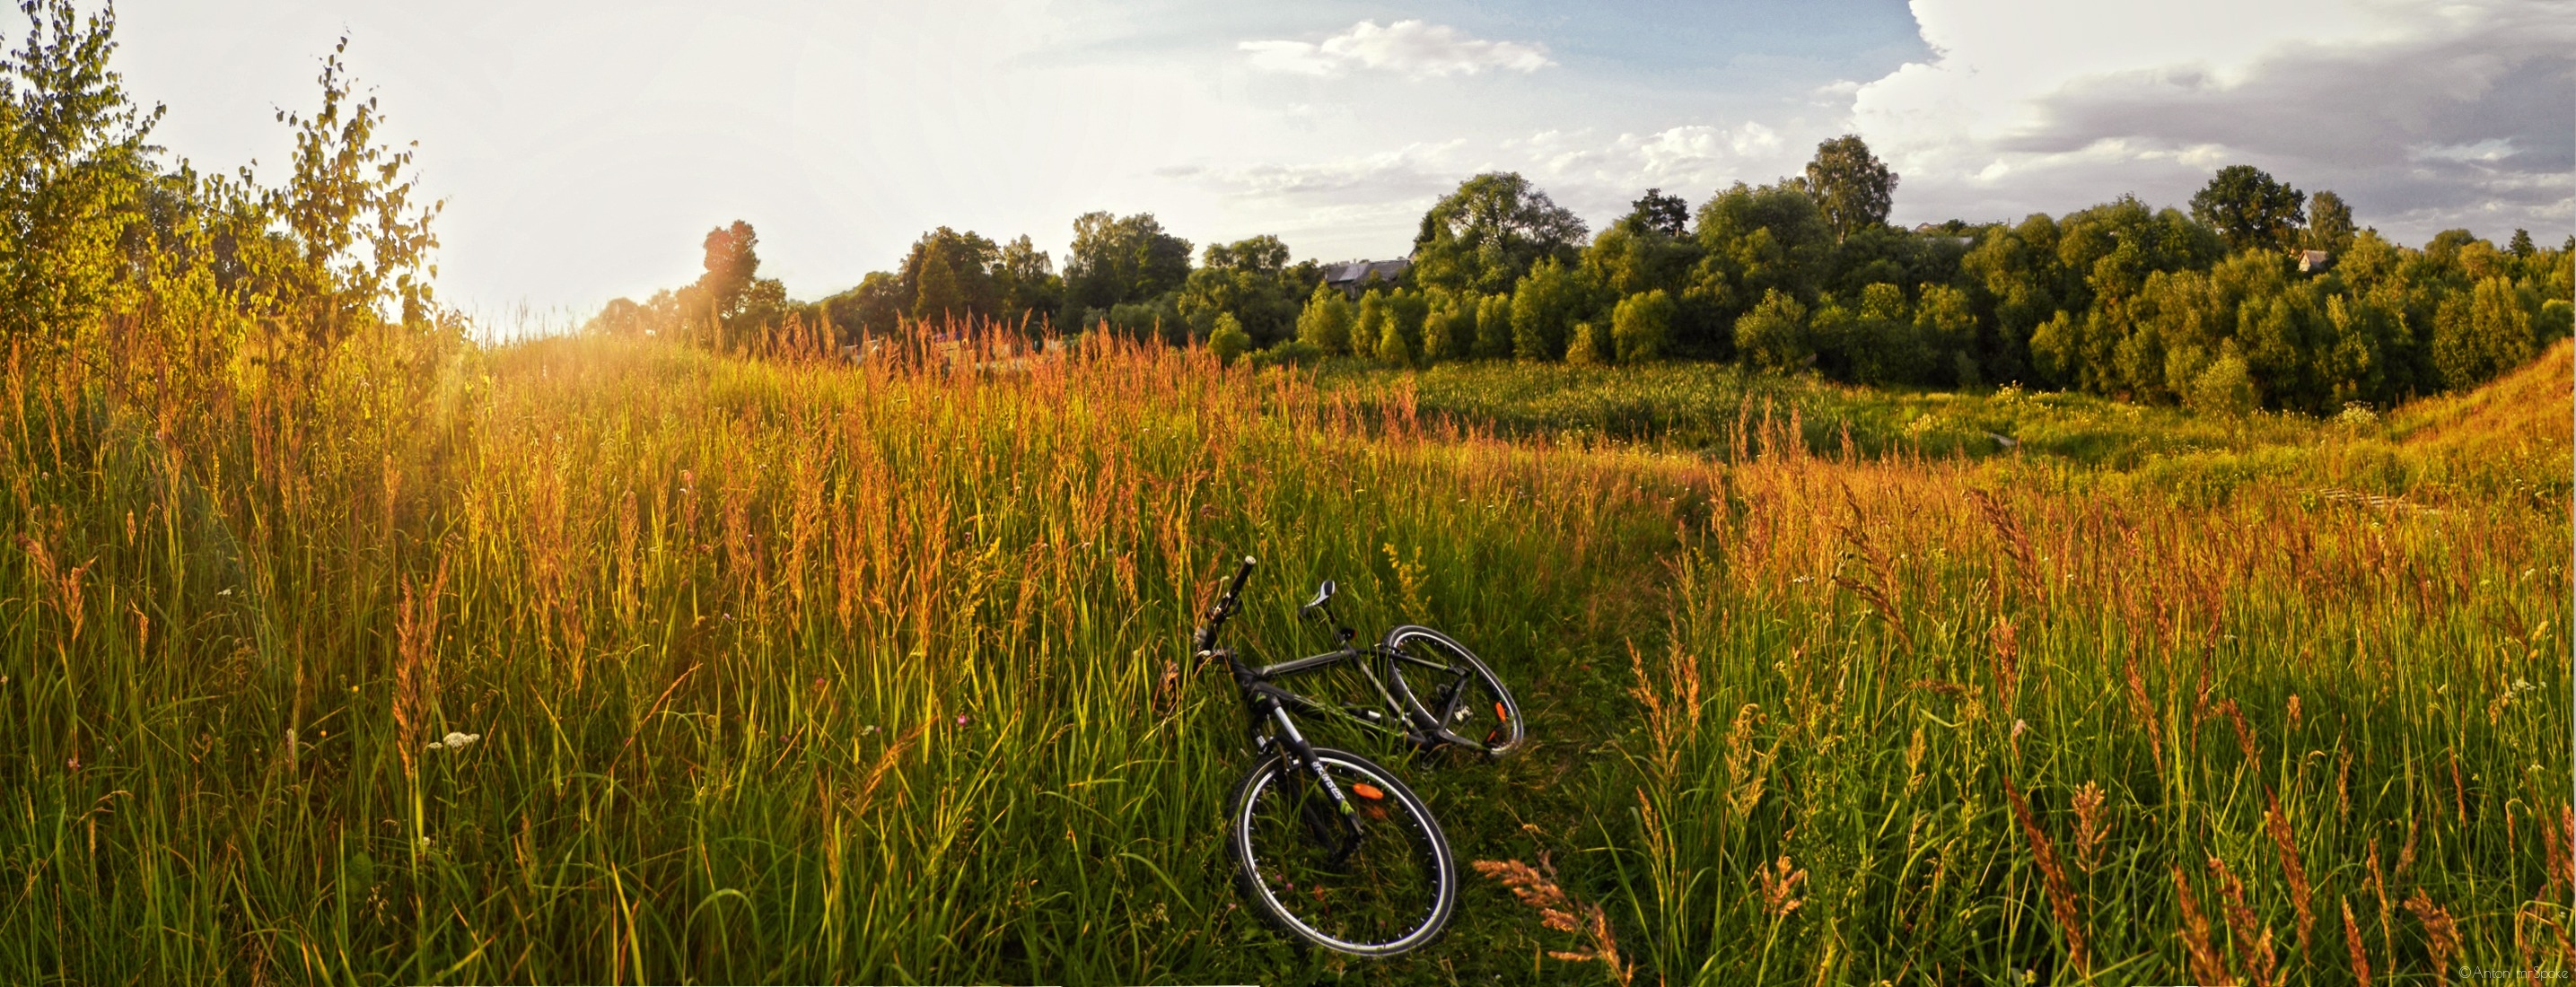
1242;644;1465;747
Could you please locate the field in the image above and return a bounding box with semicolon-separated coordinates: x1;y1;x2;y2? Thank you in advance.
1;323;2566;984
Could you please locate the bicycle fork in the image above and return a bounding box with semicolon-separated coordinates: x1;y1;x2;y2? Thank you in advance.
1265;703;1366;866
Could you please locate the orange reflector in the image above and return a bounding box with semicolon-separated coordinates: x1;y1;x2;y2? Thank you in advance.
1496;702;1509;721
1351;782;1385;800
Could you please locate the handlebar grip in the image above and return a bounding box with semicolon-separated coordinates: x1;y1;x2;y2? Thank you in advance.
1225;555;1257;599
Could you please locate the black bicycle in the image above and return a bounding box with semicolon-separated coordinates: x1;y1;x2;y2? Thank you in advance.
1194;556;1523;956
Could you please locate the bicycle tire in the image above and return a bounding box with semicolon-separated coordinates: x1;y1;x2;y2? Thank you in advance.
1228;747;1456;956
1382;625;1525;756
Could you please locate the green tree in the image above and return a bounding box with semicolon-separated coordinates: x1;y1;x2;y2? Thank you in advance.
2508;228;2536;258
1509;257;1582;361
1913;283;1978;386
900;226;1000;326
1564;321;1604;366
1352;293;1386;357
994;234;1062;331
1177;234;1303;345
1065;210;1191;314
0;0;162;345
1623;188;1690;237
1609;289;1673;363
2189;165;2306;253
2304;190;2354;253
822;271;904;343
1800;135;1898;242
1841;282;1921;384
1294;282;1352;354
1411;172;1588;294
1374;306;1414;366
1473;293;1513;359
1208;311;1250;365
2431;275;2534;389
1734;288;1811;372
2186;341;2257;415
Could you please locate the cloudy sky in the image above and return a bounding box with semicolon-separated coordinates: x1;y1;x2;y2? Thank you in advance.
108;0;2573;321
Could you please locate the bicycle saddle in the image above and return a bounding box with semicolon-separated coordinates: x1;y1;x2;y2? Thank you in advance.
1301;579;1337;615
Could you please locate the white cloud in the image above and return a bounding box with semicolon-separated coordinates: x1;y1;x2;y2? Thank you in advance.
1240;20;1554;79
1850;0;2575;240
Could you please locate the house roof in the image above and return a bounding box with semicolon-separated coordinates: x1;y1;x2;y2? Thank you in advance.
1324;258;1412;285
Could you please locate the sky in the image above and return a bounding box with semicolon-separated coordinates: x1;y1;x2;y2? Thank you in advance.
103;0;2576;323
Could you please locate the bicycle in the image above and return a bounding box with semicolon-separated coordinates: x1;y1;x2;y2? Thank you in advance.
1193;555;1523;956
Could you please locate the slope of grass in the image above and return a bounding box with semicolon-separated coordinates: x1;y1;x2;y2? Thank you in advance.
1;325;2564;984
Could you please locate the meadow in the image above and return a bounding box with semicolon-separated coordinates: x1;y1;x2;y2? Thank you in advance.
0;319;2565;984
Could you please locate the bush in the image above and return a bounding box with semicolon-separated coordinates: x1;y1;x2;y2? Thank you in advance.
2186;349;2257;416
1610;289;1673;363
1733;289;1811;372
1249;337;1324;369
1565;321;1605;366
1208;312;1250;365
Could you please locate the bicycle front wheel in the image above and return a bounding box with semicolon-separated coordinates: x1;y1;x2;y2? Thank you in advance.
1228;747;1456;956
1384;625;1525;756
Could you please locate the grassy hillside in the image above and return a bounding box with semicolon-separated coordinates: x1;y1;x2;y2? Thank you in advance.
1;325;2564;984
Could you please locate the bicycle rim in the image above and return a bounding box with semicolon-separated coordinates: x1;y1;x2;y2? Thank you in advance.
1386;627;1524;756
1230;748;1455;956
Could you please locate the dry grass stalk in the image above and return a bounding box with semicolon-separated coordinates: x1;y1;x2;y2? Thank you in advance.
2404;888;2459;983
1989;616;2020;712
2397;817;2419;879
2220;699;2260;763
17;534;92;644
2284;693;2300;731
2341;896;2372;987
1967;487;2037;604
2071;782;2108;875
2123;651;2164;764
1471;854;1631;986
2264;789;2316;956
2547;806;2575;901
1723;704;1766;816
2448;750;2467;825
1629;639;1704;778
2370;839;2394;955
2209;856;2278;987
2173;865;2239;986
1757;854;1807;919
391;558;452;776
1833;495;1915;656
2337;749;2353;821
2003;779;2090;974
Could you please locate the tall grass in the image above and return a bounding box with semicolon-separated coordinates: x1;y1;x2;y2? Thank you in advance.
1611;343;2572;984
1;317;2563;983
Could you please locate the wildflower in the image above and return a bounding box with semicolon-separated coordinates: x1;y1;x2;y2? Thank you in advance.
425;731;481;752
217;588;233;597
955;715;971;727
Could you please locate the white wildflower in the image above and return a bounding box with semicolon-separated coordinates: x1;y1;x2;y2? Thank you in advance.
426;731;480;752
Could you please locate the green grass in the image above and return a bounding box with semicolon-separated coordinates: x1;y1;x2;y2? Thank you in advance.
2;325;2565;983
1319;357;2367;468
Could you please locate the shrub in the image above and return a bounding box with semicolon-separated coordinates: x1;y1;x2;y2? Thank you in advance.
1208;312;1250;365
1610;289;1674;363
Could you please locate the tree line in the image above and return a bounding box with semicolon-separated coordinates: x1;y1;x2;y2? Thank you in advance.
605;139;2569;415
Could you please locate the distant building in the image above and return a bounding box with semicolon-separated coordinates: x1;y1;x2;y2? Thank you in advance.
1324;258;1412;296
2299;249;2334;274
1910;222;1973;248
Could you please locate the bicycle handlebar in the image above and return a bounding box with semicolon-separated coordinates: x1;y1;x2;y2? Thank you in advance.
1195;555;1257;652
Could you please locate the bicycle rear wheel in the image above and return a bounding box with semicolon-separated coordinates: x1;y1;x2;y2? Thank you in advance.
1228;747;1455;956
1383;625;1524;756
